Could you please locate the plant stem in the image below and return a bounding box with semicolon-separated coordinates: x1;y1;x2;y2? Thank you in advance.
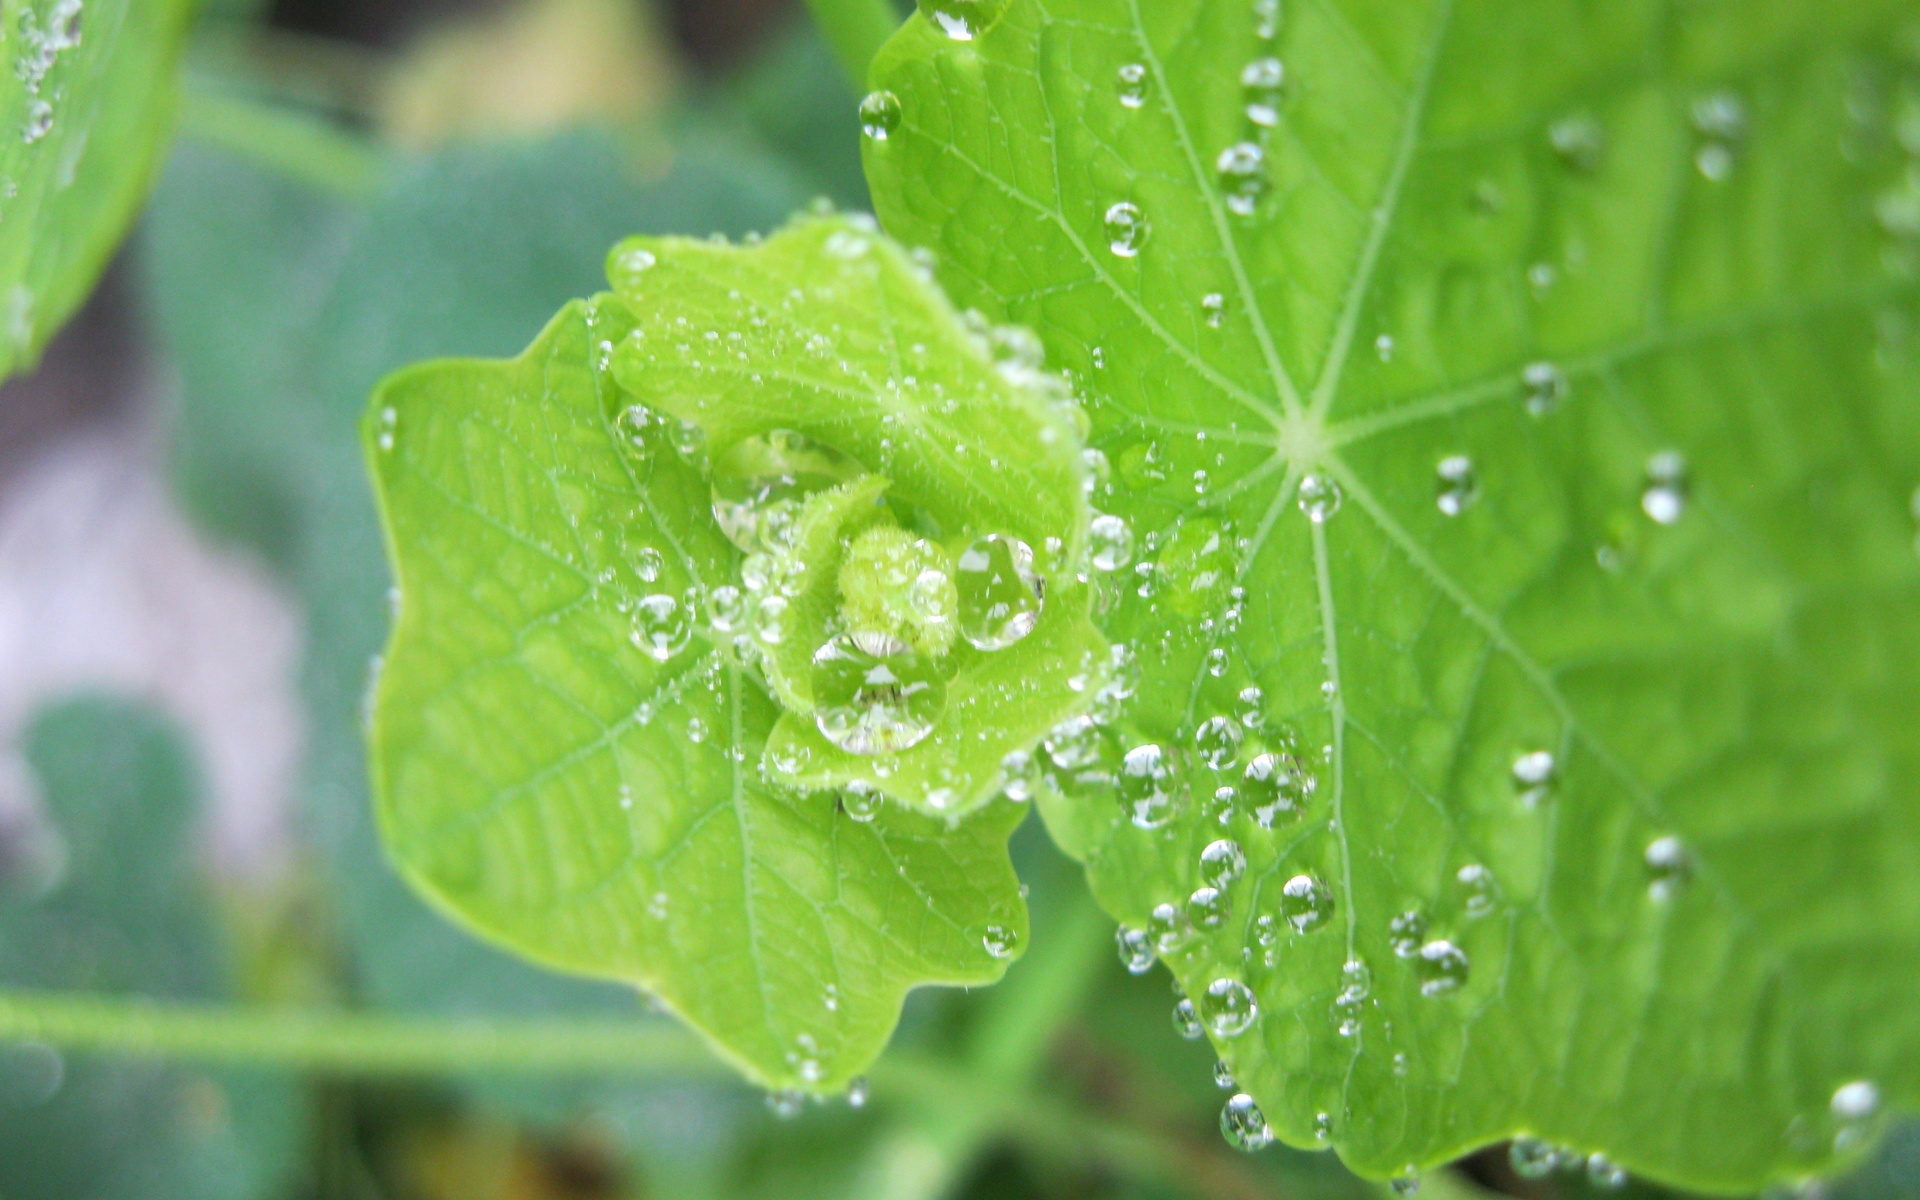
800;0;902;92
178;78;384;197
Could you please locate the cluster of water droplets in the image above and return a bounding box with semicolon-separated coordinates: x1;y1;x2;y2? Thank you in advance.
1508;1139;1631;1190
14;0;82;146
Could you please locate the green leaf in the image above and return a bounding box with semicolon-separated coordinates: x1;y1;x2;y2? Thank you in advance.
363;207;1109;1089
0;698;304;1200
0;0;195;378
865;0;1920;1189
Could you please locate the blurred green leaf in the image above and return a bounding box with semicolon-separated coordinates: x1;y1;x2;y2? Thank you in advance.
864;0;1920;1189
0;698;303;1200
0;0;195;378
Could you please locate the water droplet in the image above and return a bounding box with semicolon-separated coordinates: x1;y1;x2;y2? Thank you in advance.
1512;749;1556;807
842;782;882;822
1173;997;1204;1039
1240;752;1311;828
608;245;657;291
1117;62;1149;109
1522;361;1567;415
1642;450;1689;524
982;923;1020;959
811;631;946;755
1457;864;1496;919
1644;835;1691;899
1199;839;1247;889
1278;874;1334;933
767;1089;806;1117
669;418;708;463
1104;201;1147;257
1202;291;1226;327
1221;1093;1274;1151
1833;1080;1881;1121
1587;1154;1628;1189
1148;900;1194;954
1388;910;1428;957
21;98;52;144
1198;710;1244;768
1414;939;1469;995
710;430;861;553
1116;925;1156;973
1119;743;1179;829
1216;141;1270;216
1692;92;1747;182
630;544;666;583
918;0;1003;39
1201;978;1259;1037
1313;1112;1334;1140
1298;473;1343;522
847;1076;870;1107
1241;56;1285;126
1188;885;1231;930
375;405;397;452
1436;455;1477;516
859;90;902;140
1089;512;1136;571
1251;0;1281;40
1214;1060;1238;1090
1334;957;1371;1031
1375;333;1395;361
1391;1172;1421;1197
956;533;1044;650
1550;113;1604;171
1236;686;1265;728
998;748;1040;801
703;584;745;633
1510;1138;1562;1179
632;593;694;661
753;593;790;645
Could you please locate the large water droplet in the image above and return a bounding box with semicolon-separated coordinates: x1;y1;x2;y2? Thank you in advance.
811;631;946;755
956;533;1044;650
1298;473;1343;522
710;430;861;552
1641;450;1689;525
1240;752;1311;828
1216;141;1270;216
1201;978;1259;1037
1104;201;1148;257
1241;57;1285;126
1199;838;1247;889
1119;743;1179;828
859;90;902;140
632;593;694;661
1279;874;1334;933
1220;1093;1274;1151
1414;939;1469;994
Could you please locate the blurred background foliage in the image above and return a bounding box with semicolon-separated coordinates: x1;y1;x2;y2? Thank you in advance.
0;0;1915;1197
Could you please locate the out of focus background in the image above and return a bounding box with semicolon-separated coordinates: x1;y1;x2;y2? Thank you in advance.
0;1;1916;1198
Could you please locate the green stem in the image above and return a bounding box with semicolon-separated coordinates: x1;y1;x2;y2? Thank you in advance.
800;0;903;92
178;78;383;198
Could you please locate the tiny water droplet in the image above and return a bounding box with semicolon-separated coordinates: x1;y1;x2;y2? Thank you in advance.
1148;900;1194;954
1587;1154;1628;1189
1512;749;1556;807
1279;874;1334;933
1457;863;1496;919
608;245;657;291
1241;56;1285;126
1550;113;1604;171
1214;1060;1238;1090
1173;997;1204;1039
842;782;882;822
1832;1080;1881;1121
1200;978;1259;1037
811;631;946;755
1089;512;1136;571
1237;686;1265;727
21;98;52;144
1644;834;1691;899
859;90;902;140
1388;910;1428;957
1414;939;1469;995
1117;62;1149;109
1298;473;1343;522
1436;455;1477;516
1104;201;1148;257
1375;333;1395;361
919;0;1002;40
1509;1138;1561;1179
1522;361;1567;415
1216;141;1270;216
1642;450;1689;524
767;1089;806;1117
1116;925;1156;973
847;1076;870;1107
1391;1172;1421;1197
956;533;1044;650
998;748;1040;802
632;593;694;661
1202;291;1226;327
1220;1093;1274;1151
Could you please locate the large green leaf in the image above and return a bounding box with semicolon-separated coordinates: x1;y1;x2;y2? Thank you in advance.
363;213;1114;1090
0;0;195;378
865;0;1920;1189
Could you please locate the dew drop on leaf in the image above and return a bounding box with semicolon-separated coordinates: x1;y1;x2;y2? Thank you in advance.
1215;141;1270;216
709;429;861;553
1220;1092;1274;1151
1117;62;1149;109
1201;978;1259;1037
1832;1079;1881;1121
1644;834;1692;899
1550;113;1604;171
1241;56;1285;126
1388;909;1428;957
608;246;657;292
810;631;946;755
1236;685;1265;728
1119;743;1179;828
1587;1154;1628;1189
1391;1171;1421;1196
1104;201;1148;257
632;593;694;662
846;1076;870;1108
956;533;1044;650
1173;997;1204;1039
705;583;746;632
1088;512;1135;571
1458;863;1496;918
1201;291;1226;327
1436;455;1478;516
859;90;902;141
1512;749;1556;806
1298;472;1343;522
21;98;52;144
918;0;1002;40
753;593;790;646
841;781;881;822
981;923;1020;959
1279;873;1334;933
1509;1138;1561;1179
1240;752;1310;828
1415;939;1470;995
1642;450;1690;525
1116;924;1156;974
1251;0;1280;41
998;747;1039;801
766;1089;805;1118
1199;838;1247;889
1188;885;1230;930
1214;1060;1238;1090
1148;899;1193;954
1522;361;1567;415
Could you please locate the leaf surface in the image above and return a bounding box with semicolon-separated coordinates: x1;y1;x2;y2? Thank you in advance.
866;0;1920;1187
364;213;1106;1089
0;0;194;378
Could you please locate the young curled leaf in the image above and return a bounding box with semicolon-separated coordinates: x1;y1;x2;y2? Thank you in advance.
364;215;1104;1090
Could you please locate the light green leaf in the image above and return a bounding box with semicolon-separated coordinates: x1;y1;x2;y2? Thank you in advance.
866;0;1920;1189
364;211;1104;1090
0;0;194;378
